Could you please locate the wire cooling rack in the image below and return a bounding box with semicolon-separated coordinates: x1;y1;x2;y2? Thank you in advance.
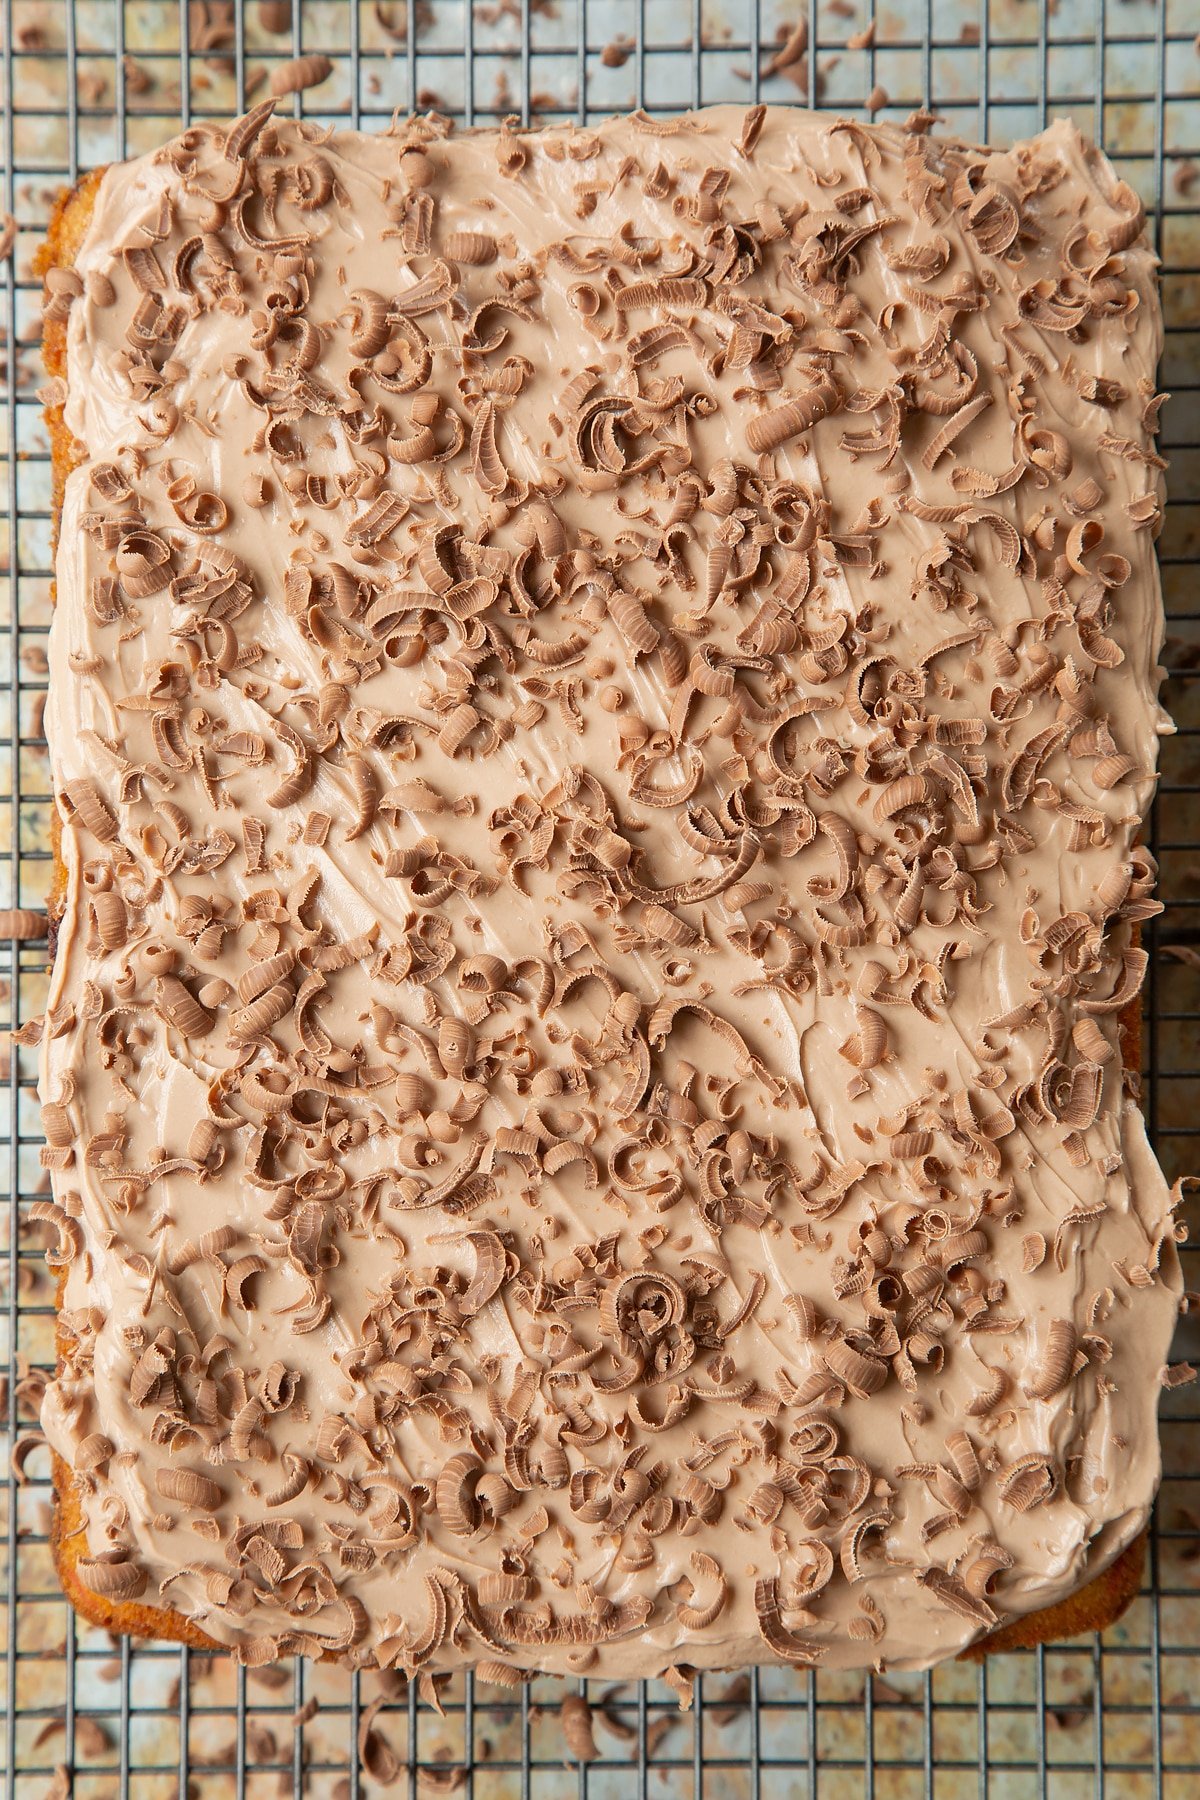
0;1;1197;1795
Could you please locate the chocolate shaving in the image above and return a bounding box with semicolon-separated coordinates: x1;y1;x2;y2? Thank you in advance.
746;376;843;454
753;1577;824;1664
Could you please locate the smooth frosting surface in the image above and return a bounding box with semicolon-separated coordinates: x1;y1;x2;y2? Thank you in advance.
38;103;1183;1675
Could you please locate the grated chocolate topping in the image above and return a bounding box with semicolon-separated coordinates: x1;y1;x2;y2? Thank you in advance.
38;104;1183;1676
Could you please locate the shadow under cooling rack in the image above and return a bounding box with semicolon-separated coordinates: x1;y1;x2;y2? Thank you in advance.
1;2;1198;1796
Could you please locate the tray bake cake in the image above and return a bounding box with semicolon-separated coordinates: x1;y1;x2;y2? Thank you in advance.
34;103;1183;1674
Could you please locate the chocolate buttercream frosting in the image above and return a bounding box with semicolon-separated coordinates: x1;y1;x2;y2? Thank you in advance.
39;103;1183;1674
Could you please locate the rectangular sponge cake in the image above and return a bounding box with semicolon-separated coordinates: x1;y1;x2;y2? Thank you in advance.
37;103;1181;1674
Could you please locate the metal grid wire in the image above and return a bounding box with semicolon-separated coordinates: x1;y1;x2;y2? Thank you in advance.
0;1;1197;1794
